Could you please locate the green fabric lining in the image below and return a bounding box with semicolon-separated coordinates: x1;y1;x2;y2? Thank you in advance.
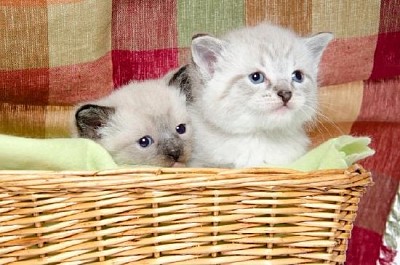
0;134;374;171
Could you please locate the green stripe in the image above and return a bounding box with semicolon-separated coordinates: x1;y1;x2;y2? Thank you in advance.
177;0;245;47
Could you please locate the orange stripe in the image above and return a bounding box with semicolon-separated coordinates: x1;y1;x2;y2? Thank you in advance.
0;4;49;70
178;47;191;66
0;103;74;138
245;0;312;35
0;0;83;6
0;0;47;6
0;103;46;138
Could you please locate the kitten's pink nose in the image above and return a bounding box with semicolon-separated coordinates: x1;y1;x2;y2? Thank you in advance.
277;90;292;104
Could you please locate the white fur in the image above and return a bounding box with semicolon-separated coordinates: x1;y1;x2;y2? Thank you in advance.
188;23;333;168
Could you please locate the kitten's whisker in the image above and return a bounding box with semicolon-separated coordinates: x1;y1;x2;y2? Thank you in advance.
302;105;344;138
311;116;335;139
317;100;355;117
315;110;345;135
305;102;346;132
314;110;341;129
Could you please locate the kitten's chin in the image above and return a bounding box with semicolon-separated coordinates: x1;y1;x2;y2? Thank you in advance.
172;162;186;168
263;107;312;130
271;105;292;114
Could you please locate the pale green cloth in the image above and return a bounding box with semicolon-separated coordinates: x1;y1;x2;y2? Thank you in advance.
0;134;374;171
286;135;375;171
0;134;117;171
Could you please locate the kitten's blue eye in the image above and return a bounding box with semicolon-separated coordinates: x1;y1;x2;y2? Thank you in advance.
138;135;154;148
176;124;186;134
249;72;265;84
292;70;304;83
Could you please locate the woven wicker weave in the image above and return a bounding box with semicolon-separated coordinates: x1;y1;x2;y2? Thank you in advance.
0;164;371;265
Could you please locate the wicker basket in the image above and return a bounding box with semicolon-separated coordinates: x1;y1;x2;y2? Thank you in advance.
0;164;371;265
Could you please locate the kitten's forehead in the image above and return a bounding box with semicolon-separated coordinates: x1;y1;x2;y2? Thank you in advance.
221;25;314;77
98;79;189;139
226;24;306;55
106;80;187;117
114;106;183;135
224;23;299;44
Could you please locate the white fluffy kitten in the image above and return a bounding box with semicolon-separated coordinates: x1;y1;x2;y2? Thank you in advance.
73;79;192;167
171;23;333;168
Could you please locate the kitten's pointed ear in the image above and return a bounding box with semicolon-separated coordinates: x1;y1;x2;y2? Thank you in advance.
168;65;193;102
75;104;115;140
191;34;226;78
305;32;334;62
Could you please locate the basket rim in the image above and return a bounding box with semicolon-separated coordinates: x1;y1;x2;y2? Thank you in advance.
0;164;372;191
0;163;365;175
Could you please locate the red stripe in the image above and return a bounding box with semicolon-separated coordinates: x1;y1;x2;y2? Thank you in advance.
370;32;400;80
378;0;400;33
319;36;377;87
354;169;399;234
112;49;179;88
0;68;49;105
356;77;400;124
346;226;382;265
379;245;397;265
112;0;177;50
347;226;397;265
370;0;400;79
49;53;113;105
351;78;400;180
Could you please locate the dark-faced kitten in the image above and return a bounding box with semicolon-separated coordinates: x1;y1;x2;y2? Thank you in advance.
169;23;333;168
72;78;192;167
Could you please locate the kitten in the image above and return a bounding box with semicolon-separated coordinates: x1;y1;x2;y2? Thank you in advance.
73;78;192;167
170;23;333;168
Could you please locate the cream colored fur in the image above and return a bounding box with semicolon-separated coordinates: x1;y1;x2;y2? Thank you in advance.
73;78;192;167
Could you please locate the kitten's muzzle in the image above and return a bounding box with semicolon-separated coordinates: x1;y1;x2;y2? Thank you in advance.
277;90;292;104
167;149;181;162
160;138;184;162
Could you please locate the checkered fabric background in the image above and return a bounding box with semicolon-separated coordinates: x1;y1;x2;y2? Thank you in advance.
1;1;399;264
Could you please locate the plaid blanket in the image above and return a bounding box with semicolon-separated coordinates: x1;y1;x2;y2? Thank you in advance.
1;1;399;264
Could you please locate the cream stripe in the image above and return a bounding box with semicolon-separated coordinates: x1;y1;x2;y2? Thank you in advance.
47;0;84;3
311;0;381;37
309;81;364;146
45;105;75;138
47;0;112;67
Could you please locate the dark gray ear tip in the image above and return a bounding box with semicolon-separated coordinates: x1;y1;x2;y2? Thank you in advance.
168;65;193;103
192;33;209;40
75;104;101;120
74;104;115;139
315;31;334;35
168;65;189;86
